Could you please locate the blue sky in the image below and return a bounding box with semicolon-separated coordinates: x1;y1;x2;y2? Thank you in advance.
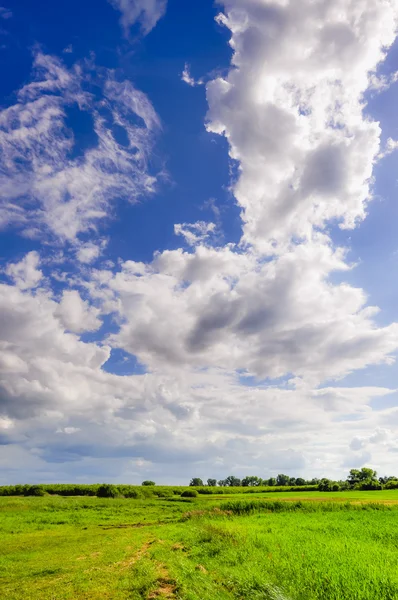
1;0;398;484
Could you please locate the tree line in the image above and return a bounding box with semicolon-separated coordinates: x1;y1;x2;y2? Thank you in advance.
189;468;398;491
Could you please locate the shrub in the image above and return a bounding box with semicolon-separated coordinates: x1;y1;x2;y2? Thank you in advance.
96;484;120;498
122;488;140;498
142;480;155;486
23;485;45;497
358;480;382;491
181;489;198;498
385;479;398;490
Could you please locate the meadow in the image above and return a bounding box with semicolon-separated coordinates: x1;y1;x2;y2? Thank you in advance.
2;489;398;599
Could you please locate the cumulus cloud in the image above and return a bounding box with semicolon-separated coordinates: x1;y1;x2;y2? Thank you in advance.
103;241;398;384
76;242;105;264
5;251;43;290
0;51;160;242
108;0;167;35
206;0;398;252
54;290;102;333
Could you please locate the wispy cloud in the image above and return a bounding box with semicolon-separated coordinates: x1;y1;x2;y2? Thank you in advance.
108;0;167;36
181;63;203;87
0;51;161;243
0;6;12;20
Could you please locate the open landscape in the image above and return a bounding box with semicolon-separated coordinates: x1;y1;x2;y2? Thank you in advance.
2;1;398;599
2;487;398;599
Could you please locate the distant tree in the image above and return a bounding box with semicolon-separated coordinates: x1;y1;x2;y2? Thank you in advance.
276;474;290;486
295;478;306;486
218;479;227;487
267;477;276;486
225;475;241;487
242;476;262;487
379;475;396;485
142;480;155;486
207;479;217;487
289;477;297;486
310;478;320;485
347;467;377;488
189;478;204;487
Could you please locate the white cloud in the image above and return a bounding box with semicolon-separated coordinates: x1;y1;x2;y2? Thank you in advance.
0;255;397;481
181;63;203;87
76;242;104;264
174;221;216;246
0;52;160;242
5;251;42;290
378;137;398;160
54;290;102;333
105;242;398;384
206;0;398;253
108;0;167;36
56;426;81;434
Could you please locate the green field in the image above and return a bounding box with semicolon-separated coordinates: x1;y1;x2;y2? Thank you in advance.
2;490;398;599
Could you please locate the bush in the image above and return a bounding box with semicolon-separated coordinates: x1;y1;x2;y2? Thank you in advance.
385;479;398;490
96;484;121;498
142;480;155;486
181;489;198;498
23;485;45;497
358;480;382;491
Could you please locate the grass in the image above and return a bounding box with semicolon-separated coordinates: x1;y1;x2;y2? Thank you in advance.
1;491;398;599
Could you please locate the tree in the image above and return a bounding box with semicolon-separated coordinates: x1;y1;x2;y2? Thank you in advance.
189;478;204;487
142;480;155;486
207;479;217;487
295;477;306;486
276;474;290;486
347;467;377;488
318;478;340;492
218;479;227;487
224;475;241;487
267;477;276;486
241;476;262;487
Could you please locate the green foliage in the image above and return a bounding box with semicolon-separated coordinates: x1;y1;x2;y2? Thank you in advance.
207;478;217;487
142;480;155;486
385;479;398;489
96;484;120;498
181;489;198;497
347;467;378;488
241;475;262;487
23;485;45;497
189;478;204;487
318;478;340;492
276;473;290;486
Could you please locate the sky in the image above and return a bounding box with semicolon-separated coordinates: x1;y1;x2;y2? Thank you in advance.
1;0;398;485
